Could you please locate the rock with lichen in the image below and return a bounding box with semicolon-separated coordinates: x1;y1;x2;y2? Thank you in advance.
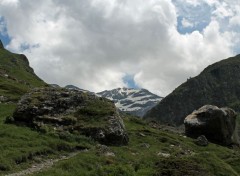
184;105;237;145
12;87;129;146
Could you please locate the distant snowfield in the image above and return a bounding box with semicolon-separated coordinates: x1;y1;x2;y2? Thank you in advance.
97;88;163;117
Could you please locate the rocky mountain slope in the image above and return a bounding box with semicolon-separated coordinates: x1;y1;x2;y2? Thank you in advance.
144;54;240;126
0;40;46;102
97;88;163;117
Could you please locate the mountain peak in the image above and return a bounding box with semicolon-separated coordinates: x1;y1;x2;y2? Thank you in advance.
0;40;4;48
97;87;163;117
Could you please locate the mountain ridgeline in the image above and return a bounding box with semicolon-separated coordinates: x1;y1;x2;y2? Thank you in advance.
0;40;46;102
0;40;3;48
97;88;162;117
144;54;240;126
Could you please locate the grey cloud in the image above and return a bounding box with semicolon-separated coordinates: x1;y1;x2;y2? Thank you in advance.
0;0;237;95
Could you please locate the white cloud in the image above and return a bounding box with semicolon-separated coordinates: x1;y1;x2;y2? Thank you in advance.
212;2;233;19
185;0;200;7
0;0;238;96
0;0;18;5
229;15;240;26
181;18;194;28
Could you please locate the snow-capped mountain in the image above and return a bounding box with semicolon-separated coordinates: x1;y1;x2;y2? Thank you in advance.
97;88;163;117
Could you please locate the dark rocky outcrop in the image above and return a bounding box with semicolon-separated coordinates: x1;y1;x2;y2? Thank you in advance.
184;105;237;145
12;87;129;146
195;135;208;146
0;40;3;48
144;54;240;126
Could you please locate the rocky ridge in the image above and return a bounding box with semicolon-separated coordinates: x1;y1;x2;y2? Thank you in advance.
0;40;3;48
144;54;240;125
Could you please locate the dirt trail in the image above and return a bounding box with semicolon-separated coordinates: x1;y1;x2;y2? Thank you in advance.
6;152;80;176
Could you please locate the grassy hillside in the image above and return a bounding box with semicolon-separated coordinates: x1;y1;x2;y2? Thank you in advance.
0;104;94;175
32;116;240;176
0;104;239;176
0;47;46;101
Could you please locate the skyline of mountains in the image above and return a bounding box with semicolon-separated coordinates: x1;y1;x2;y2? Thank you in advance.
61;85;163;117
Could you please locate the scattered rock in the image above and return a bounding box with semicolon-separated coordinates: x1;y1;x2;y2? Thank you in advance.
138;133;146;137
0;96;8;103
184;105;237;145
12;87;129;146
96;144;115;157
131;152;138;156
196;135;208;146
139;143;150;148
157;152;170;158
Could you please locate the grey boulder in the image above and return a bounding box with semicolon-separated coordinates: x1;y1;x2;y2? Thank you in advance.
184;105;237;145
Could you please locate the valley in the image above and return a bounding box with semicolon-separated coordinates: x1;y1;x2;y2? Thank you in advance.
0;41;240;175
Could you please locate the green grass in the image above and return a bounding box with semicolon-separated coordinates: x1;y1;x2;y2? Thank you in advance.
74;98;116;127
0;104;95;175
0;77;30;101
0;49;44;86
31;114;240;176
0;103;239;175
0;48;46;101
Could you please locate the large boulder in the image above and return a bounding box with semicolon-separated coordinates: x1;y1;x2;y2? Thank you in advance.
13;87;129;146
184;105;237;145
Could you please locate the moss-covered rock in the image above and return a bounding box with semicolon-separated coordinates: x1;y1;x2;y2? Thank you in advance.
13;87;129;146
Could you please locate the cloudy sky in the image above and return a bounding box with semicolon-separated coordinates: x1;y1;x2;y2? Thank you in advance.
0;0;240;96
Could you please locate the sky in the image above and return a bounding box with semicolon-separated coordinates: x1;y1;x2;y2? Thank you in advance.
0;0;240;96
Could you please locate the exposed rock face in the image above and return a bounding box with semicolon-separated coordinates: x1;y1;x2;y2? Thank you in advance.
184;105;237;145
144;54;240;126
0;40;3;49
13;87;129;146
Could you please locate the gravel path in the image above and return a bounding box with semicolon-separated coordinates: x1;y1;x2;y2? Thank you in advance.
6;152;80;176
